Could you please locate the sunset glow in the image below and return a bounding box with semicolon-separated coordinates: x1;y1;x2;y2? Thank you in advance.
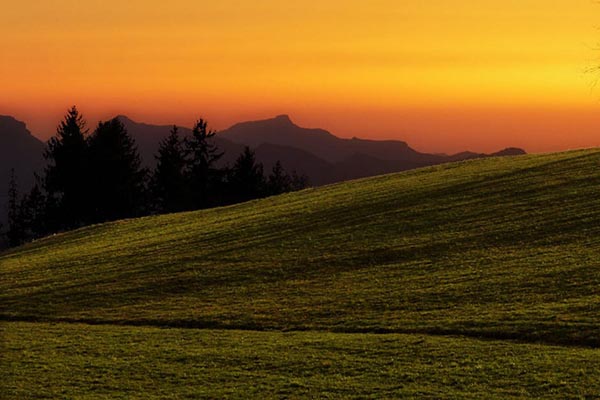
2;0;600;153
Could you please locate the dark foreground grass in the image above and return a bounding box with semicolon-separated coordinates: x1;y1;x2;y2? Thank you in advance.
3;321;600;399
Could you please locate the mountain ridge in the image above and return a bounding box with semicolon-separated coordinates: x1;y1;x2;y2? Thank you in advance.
217;114;525;163
120;114;526;185
0;116;45;231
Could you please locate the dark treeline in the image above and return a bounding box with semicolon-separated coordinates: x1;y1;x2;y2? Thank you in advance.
3;107;307;247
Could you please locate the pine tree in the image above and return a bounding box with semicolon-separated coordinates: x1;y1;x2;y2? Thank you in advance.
21;183;47;239
227;147;265;203
43;106;89;230
151;126;188;213
184;119;223;209
6;169;25;247
87;117;147;223
290;170;309;191
266;161;292;196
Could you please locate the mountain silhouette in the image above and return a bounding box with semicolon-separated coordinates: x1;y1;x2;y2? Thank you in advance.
117;115;245;168
120;114;525;185
0;113;526;238
446;147;526;162
490;147;527;157
117;116;334;183
219;114;434;163
118;115;340;184
219;115;526;162
218;115;526;176
0;116;45;229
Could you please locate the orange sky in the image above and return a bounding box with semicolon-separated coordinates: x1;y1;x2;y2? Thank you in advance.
2;0;600;153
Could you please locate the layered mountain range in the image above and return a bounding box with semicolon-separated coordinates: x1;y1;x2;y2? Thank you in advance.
0;113;526;228
119;114;525;184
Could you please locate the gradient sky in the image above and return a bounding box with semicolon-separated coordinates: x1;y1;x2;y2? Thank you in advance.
2;0;600;153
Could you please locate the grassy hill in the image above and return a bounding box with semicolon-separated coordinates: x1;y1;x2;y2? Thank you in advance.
2;149;600;397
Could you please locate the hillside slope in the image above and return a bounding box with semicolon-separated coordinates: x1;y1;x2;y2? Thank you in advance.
1;149;600;346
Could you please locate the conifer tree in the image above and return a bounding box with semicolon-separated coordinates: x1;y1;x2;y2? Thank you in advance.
151;126;188;213
21;183;47;239
227;147;265;203
6;169;25;247
184;119;223;209
87;117;146;223
43;106;89;229
290;170;309;191
267;161;292;196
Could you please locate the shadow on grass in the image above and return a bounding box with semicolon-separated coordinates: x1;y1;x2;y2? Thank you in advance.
1;314;598;349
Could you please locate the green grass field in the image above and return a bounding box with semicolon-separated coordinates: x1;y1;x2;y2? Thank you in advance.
2;149;600;397
3;322;600;399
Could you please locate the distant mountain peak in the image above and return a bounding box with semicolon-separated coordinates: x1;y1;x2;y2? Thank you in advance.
258;114;296;128
115;115;136;124
493;147;527;157
0;114;27;130
0;115;39;142
274;114;293;122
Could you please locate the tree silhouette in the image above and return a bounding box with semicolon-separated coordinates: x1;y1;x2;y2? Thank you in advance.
87;117;146;223
184;119;223;209
151;126;188;213
227;147;265;203
43;106;89;230
289;170;309;191
3;112;312;248
21;183;47;240
267;161;292;196
6;169;25;247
